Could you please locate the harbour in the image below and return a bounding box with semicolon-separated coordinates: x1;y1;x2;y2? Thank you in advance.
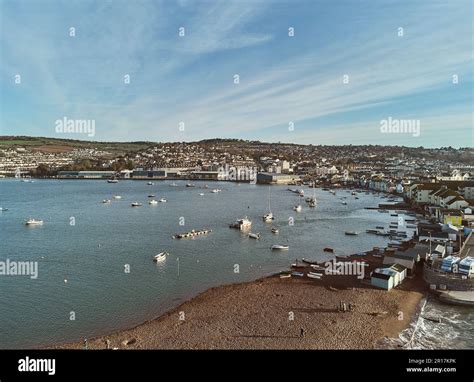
0;179;415;348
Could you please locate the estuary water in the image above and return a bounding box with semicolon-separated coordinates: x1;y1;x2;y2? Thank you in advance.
0;179;455;348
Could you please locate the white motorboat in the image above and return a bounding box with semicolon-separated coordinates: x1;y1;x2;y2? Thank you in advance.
153;252;168;262
107;178;118;183
298;189;305;196
25;218;43;225
159;198;167;203
112;195;122;199
199;193;205;196
148;194;156;198
307;272;322;279
293;205;302;212
102;199;111;204
271;227;279;234
271;244;289;250
341;201;348;205
149;200;158;205
0;207;8;211
131;202;143;207
211;189;221;193
147;182;154;185
186;183;195;187
230;217;252;230
309;200;316;208
248;232;261;240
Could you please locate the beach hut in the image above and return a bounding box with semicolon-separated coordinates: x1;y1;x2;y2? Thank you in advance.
371;268;397;290
387;263;407;285
383;248;418;276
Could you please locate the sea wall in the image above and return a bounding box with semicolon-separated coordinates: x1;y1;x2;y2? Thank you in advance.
423;265;474;291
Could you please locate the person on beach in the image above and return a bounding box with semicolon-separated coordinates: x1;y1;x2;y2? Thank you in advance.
300;328;305;338
83;338;88;350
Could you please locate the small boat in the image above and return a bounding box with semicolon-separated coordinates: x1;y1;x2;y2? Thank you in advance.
323;247;334;253
376;226;384;229
173;229;212;239
102;199;111;204
0;207;8;211
148;194;156;198
248;232;261;240
159;198;167;203
311;264;326;271
345;231;359;236
211;189;221;193
351;191;357;195
147;182;154;185
271;244;289;250
302;258;318;265
230;217;252;230
291;271;304;277
341;201;348;205
298;189;305;197
263;187;274;222
149;200;158;205
291;262;306;268
263;212;274;222
107;178;118;183
307;272;322;279
153;252;168;262
355;197;359;199
293;205;302;212
308;200;316;208
280;273;292;279
186;183;195;187
131;202;143;207
25;218;43;225
271;227;279;234
199;193;205;196
113;195;122;199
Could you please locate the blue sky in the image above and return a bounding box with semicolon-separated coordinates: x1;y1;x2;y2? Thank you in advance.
0;0;472;147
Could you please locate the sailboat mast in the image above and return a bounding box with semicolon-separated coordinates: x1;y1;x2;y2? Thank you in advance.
268;186;272;213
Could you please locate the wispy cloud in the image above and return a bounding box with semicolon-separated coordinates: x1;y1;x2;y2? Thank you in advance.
0;0;472;146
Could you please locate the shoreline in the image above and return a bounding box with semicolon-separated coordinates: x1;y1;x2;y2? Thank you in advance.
51;268;426;350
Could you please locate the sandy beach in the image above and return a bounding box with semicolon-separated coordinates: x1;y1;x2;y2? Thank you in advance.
54;261;426;350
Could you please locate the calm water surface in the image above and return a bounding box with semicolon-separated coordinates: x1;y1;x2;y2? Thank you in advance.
0;179;425;348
